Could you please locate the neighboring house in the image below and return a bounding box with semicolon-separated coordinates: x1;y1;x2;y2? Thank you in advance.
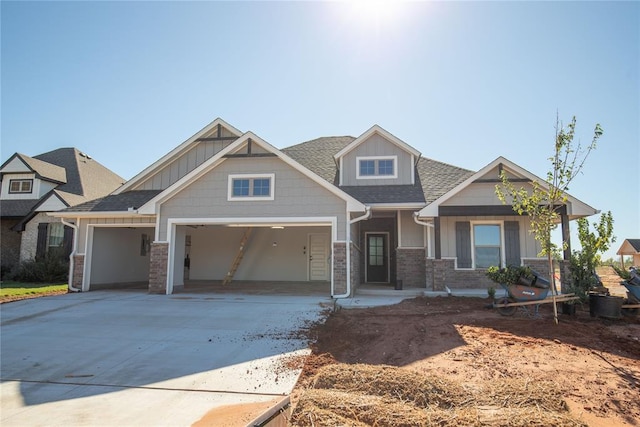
0;148;124;274
52;118;598;296
616;239;640;268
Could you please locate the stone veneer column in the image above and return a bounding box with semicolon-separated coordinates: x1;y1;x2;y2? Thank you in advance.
425;259;435;290
396;248;426;288
72;254;85;290
350;243;361;294
149;242;169;294
559;260;572;293
333;242;347;296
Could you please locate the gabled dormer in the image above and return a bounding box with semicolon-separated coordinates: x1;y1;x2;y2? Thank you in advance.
0;153;66;200
333;125;421;186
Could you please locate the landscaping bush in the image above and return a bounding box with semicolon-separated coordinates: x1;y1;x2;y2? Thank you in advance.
12;251;69;283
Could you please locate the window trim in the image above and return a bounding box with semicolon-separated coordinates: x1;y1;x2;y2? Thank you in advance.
470;221;505;269
227;173;275;201
356;156;398;179
9;179;33;194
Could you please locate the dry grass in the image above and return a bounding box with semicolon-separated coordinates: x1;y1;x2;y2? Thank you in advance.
290;363;587;427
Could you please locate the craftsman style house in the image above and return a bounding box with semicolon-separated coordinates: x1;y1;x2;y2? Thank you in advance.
53;118;597;296
0;148;124;275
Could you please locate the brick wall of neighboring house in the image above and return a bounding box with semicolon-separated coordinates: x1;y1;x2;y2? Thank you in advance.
333;242;347;296
149;242;169;294
20;212;59;262
396;248;426;288
1;219;21;272
350;242;361;295
72;254;85;290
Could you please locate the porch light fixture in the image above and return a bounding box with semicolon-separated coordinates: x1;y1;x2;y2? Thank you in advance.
271;226;285;229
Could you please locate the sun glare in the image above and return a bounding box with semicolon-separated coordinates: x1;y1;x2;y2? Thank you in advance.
343;0;405;28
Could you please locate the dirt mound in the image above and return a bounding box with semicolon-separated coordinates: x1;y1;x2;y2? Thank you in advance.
291;364;586;426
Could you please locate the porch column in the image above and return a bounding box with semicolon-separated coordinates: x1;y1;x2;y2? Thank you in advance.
561;211;571;261
72;254;85;291
434;217;441;260
149;242;169;294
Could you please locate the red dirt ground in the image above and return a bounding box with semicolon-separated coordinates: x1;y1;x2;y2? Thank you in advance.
294;268;639;426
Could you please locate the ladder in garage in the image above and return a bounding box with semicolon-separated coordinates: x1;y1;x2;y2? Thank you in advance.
222;227;253;286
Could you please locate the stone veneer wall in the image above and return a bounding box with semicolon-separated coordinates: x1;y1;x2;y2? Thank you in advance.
20;212;60;262
149;242;169;294
396;248;426;288
426;257;559;291
333;242;347;296
350;242;361;295
72;254;85;290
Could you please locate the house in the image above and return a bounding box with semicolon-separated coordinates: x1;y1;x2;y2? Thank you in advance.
0;148;124;275
51;118;598;296
616;239;640;268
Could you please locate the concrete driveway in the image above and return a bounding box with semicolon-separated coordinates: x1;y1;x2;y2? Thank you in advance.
0;290;331;426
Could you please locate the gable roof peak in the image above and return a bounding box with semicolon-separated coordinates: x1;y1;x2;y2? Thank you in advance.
333;124;421;160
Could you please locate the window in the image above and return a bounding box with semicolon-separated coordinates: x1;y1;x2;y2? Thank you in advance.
356;156;397;179
228;174;274;201
47;223;65;249
9;179;33;194
473;224;501;268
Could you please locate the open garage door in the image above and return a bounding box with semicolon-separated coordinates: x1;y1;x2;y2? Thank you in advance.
88;226;155;290
170;223;332;293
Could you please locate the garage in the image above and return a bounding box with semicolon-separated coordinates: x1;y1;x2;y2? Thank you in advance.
87;225;155;290
167;220;334;294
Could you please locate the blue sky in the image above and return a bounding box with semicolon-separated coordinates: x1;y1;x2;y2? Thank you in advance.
2;1;638;259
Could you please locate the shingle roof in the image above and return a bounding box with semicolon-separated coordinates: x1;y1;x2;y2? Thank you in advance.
0;199;41;218
416;157;474;204
64;190;162;212
282;136;354;184
283;136;474;205
16;154;67;183
341;183;426;204
34;148;125;199
626;239;640;252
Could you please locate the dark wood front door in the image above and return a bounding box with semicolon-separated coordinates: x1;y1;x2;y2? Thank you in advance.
366;233;389;283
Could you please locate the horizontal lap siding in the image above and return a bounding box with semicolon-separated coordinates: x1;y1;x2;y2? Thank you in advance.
159;157;348;241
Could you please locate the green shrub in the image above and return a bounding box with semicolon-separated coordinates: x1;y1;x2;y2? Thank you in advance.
12;251;69;283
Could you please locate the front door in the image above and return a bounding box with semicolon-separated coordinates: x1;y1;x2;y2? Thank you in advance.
309;233;329;281
366;233;389;283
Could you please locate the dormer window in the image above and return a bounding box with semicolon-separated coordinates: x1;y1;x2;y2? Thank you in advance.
356;156;397;179
228;173;274;201
9;179;33;194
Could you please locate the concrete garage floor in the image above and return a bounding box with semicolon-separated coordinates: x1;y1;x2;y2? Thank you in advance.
0;290;332;426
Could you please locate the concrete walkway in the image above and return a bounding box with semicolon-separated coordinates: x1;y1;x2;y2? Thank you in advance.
0;291;331;426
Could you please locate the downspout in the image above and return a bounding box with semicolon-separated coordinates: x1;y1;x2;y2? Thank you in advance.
60;218;80;292
413;212;434;259
333;206;371;299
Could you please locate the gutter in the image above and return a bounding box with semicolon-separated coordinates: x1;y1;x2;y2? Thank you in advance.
333;207;371;299
413;212;434;228
60;218;80;292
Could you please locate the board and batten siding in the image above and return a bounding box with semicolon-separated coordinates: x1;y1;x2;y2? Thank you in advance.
399;210;425;248
341;134;414;186
158;156;350;241
438;216;540;262
132;126;239;191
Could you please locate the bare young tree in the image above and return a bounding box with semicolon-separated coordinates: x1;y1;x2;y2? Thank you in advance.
496;114;603;323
